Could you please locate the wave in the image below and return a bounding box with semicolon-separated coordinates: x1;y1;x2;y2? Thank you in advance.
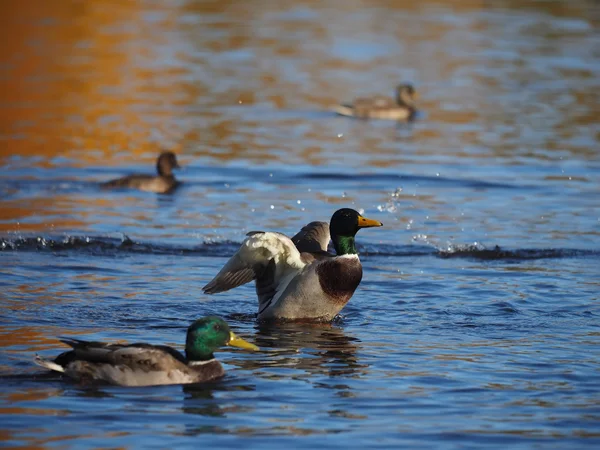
1;235;598;261
0;235;239;257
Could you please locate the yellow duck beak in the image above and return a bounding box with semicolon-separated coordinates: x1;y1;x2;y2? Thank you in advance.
228;332;259;351
358;215;383;228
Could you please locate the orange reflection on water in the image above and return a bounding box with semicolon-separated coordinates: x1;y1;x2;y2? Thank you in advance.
0;0;193;165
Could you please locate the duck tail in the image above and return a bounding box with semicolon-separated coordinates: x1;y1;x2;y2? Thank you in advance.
34;354;65;373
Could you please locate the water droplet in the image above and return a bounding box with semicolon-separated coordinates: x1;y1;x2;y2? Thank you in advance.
270;205;275;209
269;173;273;177
436;172;440;177
296;200;301;204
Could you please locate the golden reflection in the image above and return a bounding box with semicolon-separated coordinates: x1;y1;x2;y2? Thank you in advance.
4;388;63;403
0;0;594;165
0;0;596;233
0;326;87;352
0;0;195;164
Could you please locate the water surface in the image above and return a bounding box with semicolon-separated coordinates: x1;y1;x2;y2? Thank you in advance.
1;0;599;448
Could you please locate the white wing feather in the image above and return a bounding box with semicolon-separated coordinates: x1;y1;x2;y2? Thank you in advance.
203;232;306;303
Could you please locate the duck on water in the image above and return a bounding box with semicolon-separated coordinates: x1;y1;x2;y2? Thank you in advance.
101;151;181;194
203;208;383;322
334;84;418;120
34;317;258;387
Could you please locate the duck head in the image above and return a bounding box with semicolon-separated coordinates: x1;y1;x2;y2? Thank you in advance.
156;151;180;176
395;84;417;107
329;208;383;256
185;316;258;361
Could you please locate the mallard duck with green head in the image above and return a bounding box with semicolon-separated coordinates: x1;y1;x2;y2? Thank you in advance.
203;208;383;322
101;151;181;194
34;317;258;386
334;84;418;120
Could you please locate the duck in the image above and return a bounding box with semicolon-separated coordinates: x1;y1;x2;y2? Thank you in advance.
33;316;258;386
203;208;383;322
334;84;418;120
101;151;181;193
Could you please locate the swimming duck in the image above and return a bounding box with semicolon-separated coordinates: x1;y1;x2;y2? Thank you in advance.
203;208;383;322
334;84;418;120
101;151;181;193
34;316;258;387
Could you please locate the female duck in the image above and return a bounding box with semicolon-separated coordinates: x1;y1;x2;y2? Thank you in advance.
101;151;180;193
203;208;383;322
34;317;258;386
334;84;418;120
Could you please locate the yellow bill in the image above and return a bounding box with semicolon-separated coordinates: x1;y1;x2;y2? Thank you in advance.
358;215;383;228
228;332;259;351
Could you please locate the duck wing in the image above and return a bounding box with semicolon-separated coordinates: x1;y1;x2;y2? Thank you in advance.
203;231;307;311
58;338;187;369
353;96;396;115
347;95;392;107
292;221;330;253
101;174;154;189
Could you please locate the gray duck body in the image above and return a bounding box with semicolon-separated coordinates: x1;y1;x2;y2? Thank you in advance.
334;84;417;120
35;338;224;387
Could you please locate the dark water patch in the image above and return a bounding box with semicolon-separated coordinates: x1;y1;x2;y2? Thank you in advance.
437;244;600;261
2;235;599;263
298;171;538;191
0;235;240;257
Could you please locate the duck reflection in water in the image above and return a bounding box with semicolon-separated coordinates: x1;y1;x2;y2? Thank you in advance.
246;321;366;380
179;321;366;436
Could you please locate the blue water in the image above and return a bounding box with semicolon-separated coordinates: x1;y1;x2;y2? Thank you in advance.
1;0;599;448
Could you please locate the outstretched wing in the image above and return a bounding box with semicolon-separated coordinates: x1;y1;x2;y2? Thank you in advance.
292;221;330;253
202;231;307;310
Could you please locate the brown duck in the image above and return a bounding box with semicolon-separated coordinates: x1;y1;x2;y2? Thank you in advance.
334;84;418;120
101;151;180;193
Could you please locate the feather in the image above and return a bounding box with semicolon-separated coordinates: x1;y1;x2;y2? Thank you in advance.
292;221;330;253
34;355;65;373
203;232;306;312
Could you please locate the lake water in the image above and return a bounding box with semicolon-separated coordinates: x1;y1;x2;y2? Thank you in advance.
1;0;599;448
